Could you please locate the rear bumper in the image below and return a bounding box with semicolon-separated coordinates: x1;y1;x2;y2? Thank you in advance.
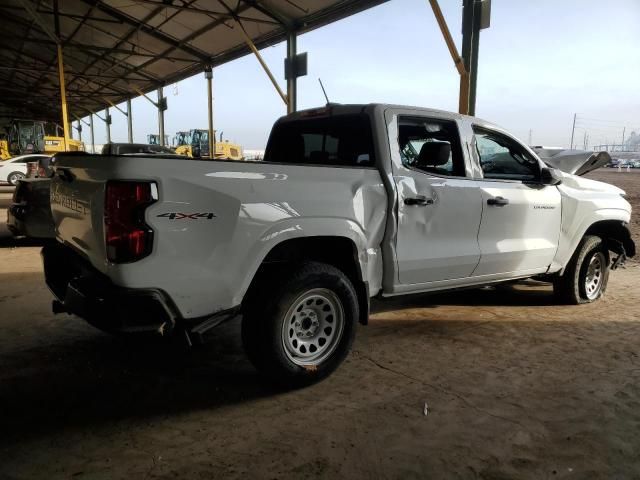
42;242;178;335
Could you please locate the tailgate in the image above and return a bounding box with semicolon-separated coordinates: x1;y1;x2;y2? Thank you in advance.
50;156;108;267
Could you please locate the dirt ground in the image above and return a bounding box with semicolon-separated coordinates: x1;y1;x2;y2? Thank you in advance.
0;171;639;479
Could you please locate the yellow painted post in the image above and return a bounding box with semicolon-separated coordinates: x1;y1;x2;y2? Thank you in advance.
235;20;288;106
57;44;70;151
426;0;470;115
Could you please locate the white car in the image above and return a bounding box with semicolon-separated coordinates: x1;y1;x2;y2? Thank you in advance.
0;154;49;185
43;104;635;385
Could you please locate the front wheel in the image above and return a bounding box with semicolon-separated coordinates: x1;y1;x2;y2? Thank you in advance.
242;262;358;387
554;235;610;304
7;171;25;186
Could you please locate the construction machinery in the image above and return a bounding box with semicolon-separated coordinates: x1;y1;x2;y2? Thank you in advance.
174;129;243;160
147;134;170;146
0;134;10;160
6;120;84;156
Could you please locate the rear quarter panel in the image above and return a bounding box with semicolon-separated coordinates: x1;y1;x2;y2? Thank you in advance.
54;157;387;318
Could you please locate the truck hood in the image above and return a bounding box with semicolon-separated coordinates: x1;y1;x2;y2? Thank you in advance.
532;147;610;176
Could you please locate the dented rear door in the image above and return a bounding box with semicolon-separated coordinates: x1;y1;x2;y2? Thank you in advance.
386;108;483;285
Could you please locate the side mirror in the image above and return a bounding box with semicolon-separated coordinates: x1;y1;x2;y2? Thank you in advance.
541;167;562;186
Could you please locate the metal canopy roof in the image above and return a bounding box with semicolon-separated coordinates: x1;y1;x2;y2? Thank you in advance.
0;0;387;124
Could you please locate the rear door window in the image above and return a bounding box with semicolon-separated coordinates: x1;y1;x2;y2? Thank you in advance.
397;116;466;177
264;114;375;167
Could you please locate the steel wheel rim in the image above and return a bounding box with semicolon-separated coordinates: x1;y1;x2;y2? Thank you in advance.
282;288;345;366
584;252;605;300
9;173;23;185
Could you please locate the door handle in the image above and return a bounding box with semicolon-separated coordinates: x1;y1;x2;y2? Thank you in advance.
404;195;434;206
487;196;509;206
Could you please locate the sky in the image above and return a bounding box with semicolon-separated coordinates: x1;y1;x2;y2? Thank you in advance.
76;0;640;150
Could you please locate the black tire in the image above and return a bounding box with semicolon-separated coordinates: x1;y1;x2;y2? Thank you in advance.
553;235;610;304
242;261;358;387
7;171;25;186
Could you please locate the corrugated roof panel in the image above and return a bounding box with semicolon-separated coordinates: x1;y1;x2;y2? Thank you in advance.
0;0;388;125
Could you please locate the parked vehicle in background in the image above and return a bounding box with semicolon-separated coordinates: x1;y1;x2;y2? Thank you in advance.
0;154;50;185
43;104;635;385
7;178;55;239
8;145;186;239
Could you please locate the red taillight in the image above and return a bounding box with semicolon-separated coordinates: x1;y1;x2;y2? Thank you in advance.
104;181;156;263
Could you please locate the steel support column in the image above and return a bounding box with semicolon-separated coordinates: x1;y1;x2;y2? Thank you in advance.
205;66;215;159
89;113;95;153
460;0;473;115
286;32;297;114
460;0;486;116
157;87;165;147
105;107;111;144
468;0;482;116
127;98;133;143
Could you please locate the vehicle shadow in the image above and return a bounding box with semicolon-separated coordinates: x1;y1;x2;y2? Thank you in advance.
0;235;51;248
0;272;556;446
0;318;275;446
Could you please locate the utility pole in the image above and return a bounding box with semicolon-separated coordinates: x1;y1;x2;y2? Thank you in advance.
528;129;532;146
570;113;577;149
583;131;587;150
622;127;626;151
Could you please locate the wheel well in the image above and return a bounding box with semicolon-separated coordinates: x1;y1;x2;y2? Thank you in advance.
245;236;370;325
584;220;635;257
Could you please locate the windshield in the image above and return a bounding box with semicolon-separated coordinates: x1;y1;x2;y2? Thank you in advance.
175;132;191;146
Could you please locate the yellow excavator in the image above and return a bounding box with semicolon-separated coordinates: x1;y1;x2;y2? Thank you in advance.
0;134;10;160
7;120;84;156
174;129;243;160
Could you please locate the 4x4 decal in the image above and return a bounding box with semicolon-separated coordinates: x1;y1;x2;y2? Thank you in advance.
157;212;216;220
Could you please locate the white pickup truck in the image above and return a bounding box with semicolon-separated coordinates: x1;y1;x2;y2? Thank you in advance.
43;104;635;385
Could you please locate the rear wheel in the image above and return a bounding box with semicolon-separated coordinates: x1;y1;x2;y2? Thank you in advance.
554;235;610;304
7;171;25;185
242;262;358;387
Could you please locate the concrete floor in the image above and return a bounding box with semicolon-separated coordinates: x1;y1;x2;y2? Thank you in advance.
1;173;639;479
